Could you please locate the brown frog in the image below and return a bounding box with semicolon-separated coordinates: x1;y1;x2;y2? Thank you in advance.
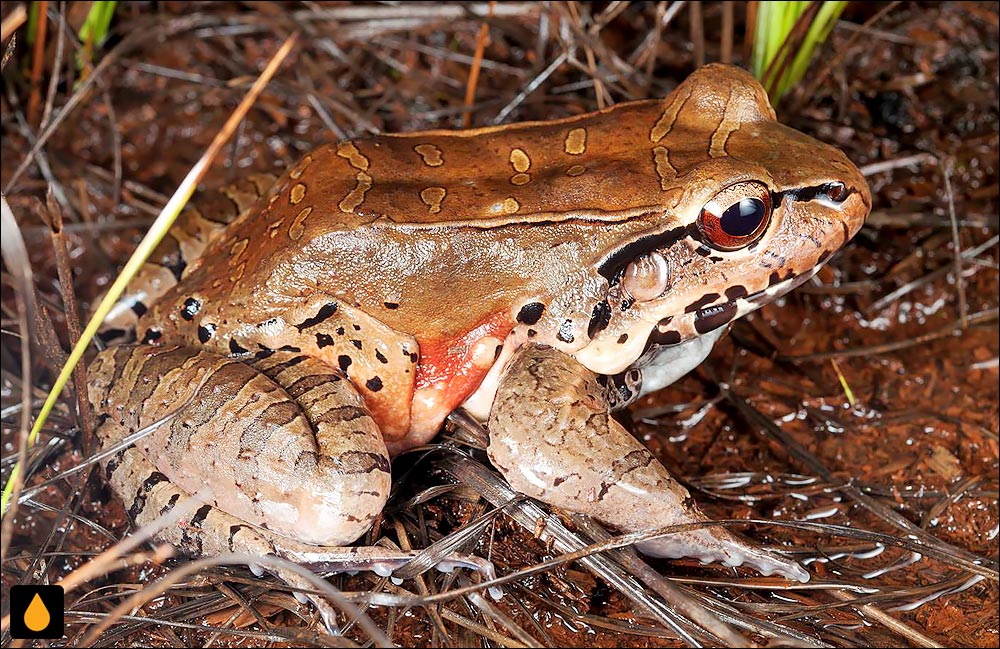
89;64;870;593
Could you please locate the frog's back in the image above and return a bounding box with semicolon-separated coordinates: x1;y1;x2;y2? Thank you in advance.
291;68;775;228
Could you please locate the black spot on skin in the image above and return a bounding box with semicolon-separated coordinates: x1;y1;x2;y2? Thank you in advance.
98;328;127;344
694;302;739;334
685;292;720;313
617;333;628;344
316;333;335;348
278;345;301;352
257;317;279;329
228;525;251;551
725;285;749;301
517;302;545;325
365;377;383;392
620;296;635;312
105;449;126;481
336;326;345;335
338;355;352;372
181;297;201;321
351;339;363;350
408;351;419;363
768;269;795;286
129;471;169;520
198;323;216;343
160;493;180;516
557;320;575;343
658;315;673;327
190;504;212;528
352;324;361;331
255;348;275;359
229;338;249;355
131;301;148;317
142;328;162;344
588;301;612;339
375;349;388;364
384;302;399;309
164;257;187;281
709;255;724;262
294;302;338;331
694;245;712;257
527;328;537;338
656;330;682;345
494;344;503;360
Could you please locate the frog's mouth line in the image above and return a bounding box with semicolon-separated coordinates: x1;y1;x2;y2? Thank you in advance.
643;263;824;353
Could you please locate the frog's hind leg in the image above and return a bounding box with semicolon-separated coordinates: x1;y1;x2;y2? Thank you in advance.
89;345;390;546
97;174;276;342
90;345;491;630
103;445;489;633
487;343;810;582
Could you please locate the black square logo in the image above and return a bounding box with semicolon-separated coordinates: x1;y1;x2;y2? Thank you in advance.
9;585;64;639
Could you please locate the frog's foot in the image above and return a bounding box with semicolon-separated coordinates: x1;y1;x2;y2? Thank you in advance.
487;343;810;583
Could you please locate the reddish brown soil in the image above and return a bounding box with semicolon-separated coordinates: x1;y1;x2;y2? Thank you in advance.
2;2;996;647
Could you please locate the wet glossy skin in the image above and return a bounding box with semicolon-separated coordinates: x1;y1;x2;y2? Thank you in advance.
90;64;870;582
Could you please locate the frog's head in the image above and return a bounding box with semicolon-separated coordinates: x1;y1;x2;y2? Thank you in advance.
574;64;871;376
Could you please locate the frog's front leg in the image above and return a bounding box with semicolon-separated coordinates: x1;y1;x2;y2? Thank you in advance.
487;343;809;582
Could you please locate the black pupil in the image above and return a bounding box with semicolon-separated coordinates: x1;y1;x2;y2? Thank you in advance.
720;198;765;237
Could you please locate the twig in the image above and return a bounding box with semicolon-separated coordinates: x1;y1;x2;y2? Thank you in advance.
463;1;495;128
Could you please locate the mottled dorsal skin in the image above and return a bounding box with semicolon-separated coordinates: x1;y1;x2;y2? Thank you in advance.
133;64;869;448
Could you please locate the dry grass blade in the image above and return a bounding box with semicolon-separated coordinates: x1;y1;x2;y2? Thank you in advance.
0;195;36;564
73;553;391;648
720;387;998;581
0;4;27;43
0;30;300;516
438;447;783;647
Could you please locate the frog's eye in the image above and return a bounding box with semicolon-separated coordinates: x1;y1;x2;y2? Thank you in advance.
622;251;670;302
698;181;772;251
824;181;848;203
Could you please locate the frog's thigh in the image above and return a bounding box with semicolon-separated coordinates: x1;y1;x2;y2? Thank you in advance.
89;345;390;547
487;343;808;582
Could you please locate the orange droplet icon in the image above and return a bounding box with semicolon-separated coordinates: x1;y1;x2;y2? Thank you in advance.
24;593;51;632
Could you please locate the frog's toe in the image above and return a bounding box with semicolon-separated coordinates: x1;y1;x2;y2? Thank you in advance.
638;530;810;582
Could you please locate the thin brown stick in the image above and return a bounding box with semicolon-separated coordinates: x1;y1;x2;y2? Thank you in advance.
777;308;998;362
27;0;48;124
720;0;734;64
942;158;969;329
463;1;495;128
689;1;704;68
0;3;27;42
44;192;96;455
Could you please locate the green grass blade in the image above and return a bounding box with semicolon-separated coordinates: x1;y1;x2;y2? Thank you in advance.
751;0;848;101
0;32;299;517
78;1;117;48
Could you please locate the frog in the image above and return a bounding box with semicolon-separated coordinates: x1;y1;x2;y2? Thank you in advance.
88;64;870;597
